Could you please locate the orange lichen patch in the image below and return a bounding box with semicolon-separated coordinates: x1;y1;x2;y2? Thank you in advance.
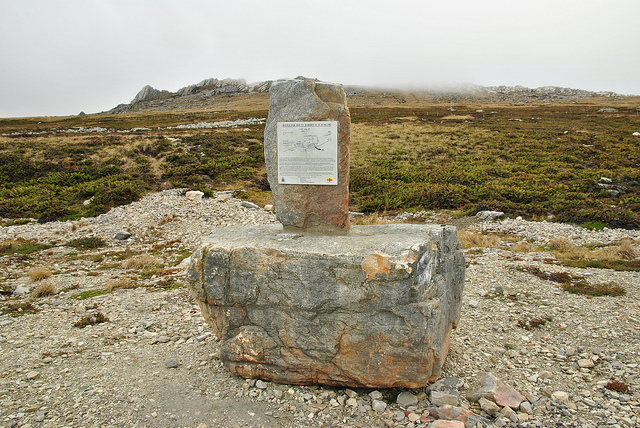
395;249;418;273
361;252;391;279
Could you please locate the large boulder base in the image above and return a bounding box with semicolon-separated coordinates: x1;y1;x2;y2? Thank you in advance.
187;224;465;388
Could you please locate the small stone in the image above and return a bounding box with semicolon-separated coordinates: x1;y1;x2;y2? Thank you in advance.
114;231;131;240
519;401;533;414
345;389;358;398
427;376;464;395
475;211;504;222
397;391;418;407
466;372;525;409
581;397;597;407
551;391;569;403
241;201;261;210
430;391;459;407
26;371;41;380
346;397;358;407
395;410;406;421
578;358;594;368
370;390;383;400
500;406;518;422
620;416;635;426
372;400;387;412
538;370;553;380
429;421;465;428
12;285;30;296
468;300;479;308
264;204;274;211
478;397;500;415
164;358;179;368
255;380;268;389
407;412;420;422
185;190;204;202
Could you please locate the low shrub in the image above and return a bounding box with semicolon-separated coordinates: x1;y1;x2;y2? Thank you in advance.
73;312;109;328
65;236;107;250
0;239;52;255
522;266;626;297
1;301;40;317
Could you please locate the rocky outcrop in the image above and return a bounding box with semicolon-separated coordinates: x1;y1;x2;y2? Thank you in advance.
187;224;465;388
104;78;625;114
131;85;166;104
105;78;275;114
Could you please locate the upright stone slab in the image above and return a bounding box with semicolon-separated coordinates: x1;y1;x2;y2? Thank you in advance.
187;224;465;388
264;78;350;234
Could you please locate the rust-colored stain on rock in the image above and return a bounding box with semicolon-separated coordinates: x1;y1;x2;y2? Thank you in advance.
361;252;391;279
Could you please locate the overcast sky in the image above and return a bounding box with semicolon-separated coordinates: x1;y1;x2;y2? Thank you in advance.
1;0;639;117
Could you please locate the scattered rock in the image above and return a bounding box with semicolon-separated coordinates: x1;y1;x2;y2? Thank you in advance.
113;231;131;240
240;201;260;210
397;391;418;408
372;400;387;412
466;372;525;409
578;358;595;368
1;187;639;428
12;285;30;296
430;390;459;407
475;210;504;222
369;390;383;400
551;391;570;403
26;371;41;380
429;420;465;428
185;191;204;202
164;358;179;369
478;397;500;415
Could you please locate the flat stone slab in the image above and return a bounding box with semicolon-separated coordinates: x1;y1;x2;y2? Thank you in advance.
187;224;465;388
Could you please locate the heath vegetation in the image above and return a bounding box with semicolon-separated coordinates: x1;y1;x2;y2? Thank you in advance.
1;96;639;230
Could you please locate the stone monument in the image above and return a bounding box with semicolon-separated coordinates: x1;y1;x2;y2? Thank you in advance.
187;78;465;388
263;78;350;234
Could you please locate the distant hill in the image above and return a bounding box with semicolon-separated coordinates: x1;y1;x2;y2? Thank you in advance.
105;77;624;114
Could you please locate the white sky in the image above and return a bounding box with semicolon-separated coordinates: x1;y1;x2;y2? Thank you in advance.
1;0;639;117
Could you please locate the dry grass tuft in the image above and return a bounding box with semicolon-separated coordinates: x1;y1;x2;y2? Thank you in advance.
352;213;394;225
548;237;577;252
105;278;137;291
458;231;501;248
122;254;160;270
596;238;639;261
28;267;52;281
31;281;56;298
512;241;538;252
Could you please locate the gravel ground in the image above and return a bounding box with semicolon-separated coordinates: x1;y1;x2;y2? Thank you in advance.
1;190;639;427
